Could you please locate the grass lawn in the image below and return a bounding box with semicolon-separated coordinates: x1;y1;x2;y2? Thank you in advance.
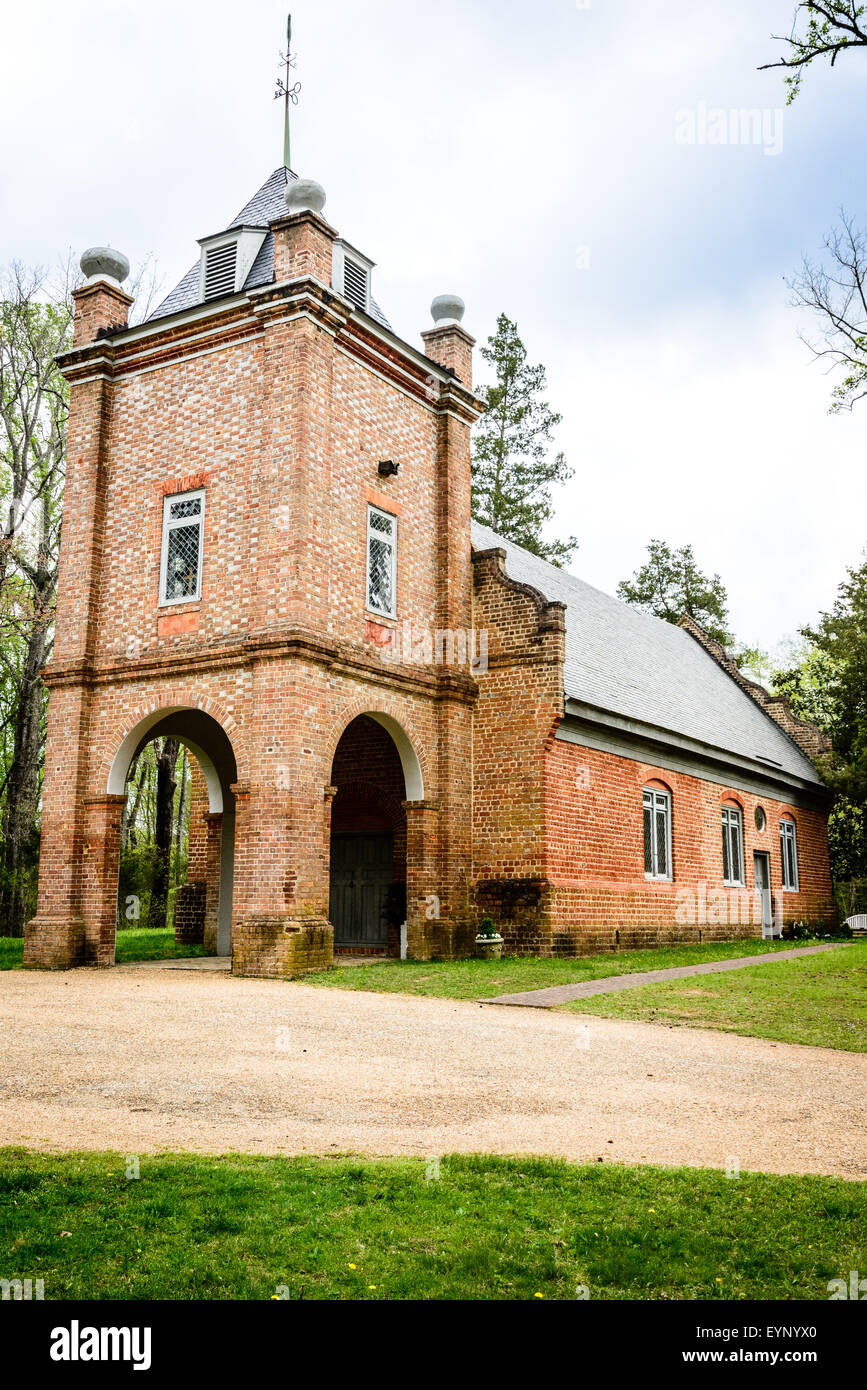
1;1148;864;1301
561;940;867;1052
0;927;206;971
306;938;830;1001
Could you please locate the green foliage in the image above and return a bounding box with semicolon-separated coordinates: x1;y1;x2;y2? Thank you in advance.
617;539;731;644
761;3;867;103
471;313;576;567
795;555;867;801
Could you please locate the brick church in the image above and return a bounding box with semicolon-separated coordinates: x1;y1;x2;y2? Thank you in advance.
25;166;836;975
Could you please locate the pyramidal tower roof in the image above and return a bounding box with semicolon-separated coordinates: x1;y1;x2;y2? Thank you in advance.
148;167;392;328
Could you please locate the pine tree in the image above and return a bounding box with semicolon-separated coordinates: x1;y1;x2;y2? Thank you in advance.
617;539;731;646
471;313;576;567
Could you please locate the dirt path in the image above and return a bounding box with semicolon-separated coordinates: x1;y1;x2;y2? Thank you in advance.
1;966;864;1178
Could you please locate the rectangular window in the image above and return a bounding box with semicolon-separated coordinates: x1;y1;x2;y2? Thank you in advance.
366;505;397;618
780;819;799;891
160;489;205;605
722;806;744;886
643;788;672;880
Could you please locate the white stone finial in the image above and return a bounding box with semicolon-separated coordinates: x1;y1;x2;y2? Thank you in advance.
285;178;327;216
80;246;130;287
430;293;465;327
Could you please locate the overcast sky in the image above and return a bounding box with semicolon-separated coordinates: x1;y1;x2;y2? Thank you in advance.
2;0;864;652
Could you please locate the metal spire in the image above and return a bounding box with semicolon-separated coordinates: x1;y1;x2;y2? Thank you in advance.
274;14;301;170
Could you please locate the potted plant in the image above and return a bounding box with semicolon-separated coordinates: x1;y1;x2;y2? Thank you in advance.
475;916;504;959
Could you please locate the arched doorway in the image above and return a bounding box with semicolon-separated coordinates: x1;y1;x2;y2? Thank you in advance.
328;713;423;956
107;707;238;958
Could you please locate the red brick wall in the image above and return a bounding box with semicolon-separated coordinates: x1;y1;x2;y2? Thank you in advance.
27;242;481;973
186;759;210;883
543;738;836;954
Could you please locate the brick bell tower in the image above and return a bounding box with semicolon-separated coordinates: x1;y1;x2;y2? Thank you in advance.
25;168;485;974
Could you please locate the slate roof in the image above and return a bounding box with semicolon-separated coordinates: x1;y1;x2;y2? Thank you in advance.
470;521;820;785
148;167;392;328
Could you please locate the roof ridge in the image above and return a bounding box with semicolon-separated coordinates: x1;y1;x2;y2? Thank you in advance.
678;616;830;765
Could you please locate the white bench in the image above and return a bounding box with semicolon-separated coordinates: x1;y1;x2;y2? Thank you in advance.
845;914;867;935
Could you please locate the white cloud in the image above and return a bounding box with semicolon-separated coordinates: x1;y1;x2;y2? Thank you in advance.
1;0;864;651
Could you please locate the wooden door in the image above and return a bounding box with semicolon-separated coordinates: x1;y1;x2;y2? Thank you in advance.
330;832;394;947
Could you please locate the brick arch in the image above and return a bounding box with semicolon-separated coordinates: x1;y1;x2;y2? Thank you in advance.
643;776;674;795
721;793;745;810
100;692;247;812
323;697;429;801
332;777;406;831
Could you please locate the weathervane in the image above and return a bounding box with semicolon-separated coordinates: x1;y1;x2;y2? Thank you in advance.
274;13;301;170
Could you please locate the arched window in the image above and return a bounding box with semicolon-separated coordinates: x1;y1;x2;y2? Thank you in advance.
780;817;799;891
643;786;672;880
721;802;744;886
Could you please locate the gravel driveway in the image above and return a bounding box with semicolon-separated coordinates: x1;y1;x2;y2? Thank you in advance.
1;966;864;1178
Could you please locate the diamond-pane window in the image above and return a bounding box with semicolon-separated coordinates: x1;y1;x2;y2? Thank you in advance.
366;505;396;617
160;489;205;605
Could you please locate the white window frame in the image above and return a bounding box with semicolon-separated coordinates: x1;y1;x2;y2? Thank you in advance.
643;788;673;881
365;504;397;619
722;805;745;887
780;818;800;892
159;488;205;607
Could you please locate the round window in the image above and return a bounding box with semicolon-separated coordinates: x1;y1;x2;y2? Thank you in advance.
755;807;767;832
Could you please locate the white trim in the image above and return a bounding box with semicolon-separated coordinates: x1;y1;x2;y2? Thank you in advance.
643;786;673;881
107;707;223;811
159;488;205;607
365;712;424;800
366;504;397;619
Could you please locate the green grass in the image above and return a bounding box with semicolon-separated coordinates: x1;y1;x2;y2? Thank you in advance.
1;1148;863;1301
0;927;206;971
306;938;825;1001
561;941;867;1052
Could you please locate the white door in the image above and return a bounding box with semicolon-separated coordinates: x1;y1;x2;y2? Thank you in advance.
753;852;774;938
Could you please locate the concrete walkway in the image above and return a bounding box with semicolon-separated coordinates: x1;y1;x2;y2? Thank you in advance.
479;943;841;1008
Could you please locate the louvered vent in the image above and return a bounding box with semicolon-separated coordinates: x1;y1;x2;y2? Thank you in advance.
342;256;369;312
203;241;238;301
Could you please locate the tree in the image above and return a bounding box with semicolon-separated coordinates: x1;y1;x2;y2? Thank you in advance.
772;557;867;907
760;2;867;102
471;313;577;567
0;264;72;934
797;555;867;802
616;540;732;645
0;256;161;935
787;212;867;413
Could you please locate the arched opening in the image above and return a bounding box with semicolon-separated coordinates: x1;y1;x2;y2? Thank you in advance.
108;708;238;959
328;713;422;956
